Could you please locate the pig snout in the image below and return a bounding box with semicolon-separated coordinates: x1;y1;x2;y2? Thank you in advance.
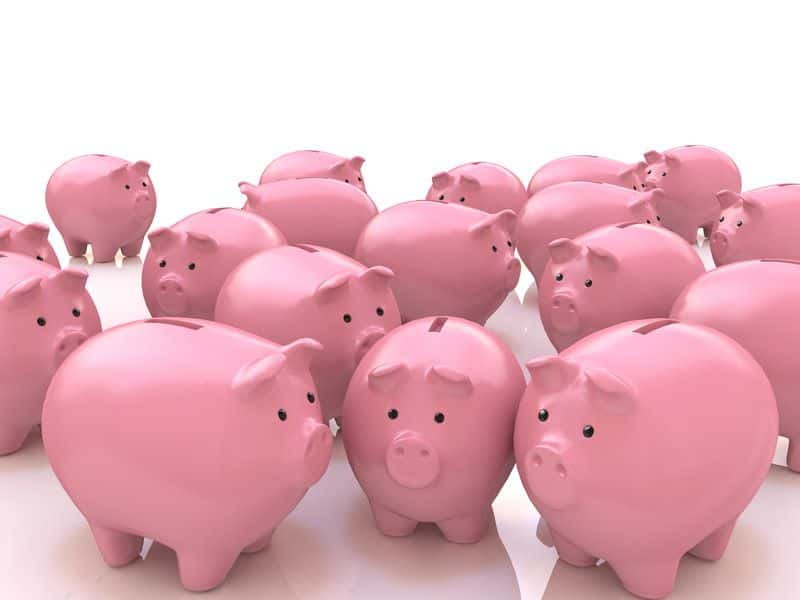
505;257;521;290
354;326;386;363
550;293;580;333
156;274;189;316
302;420;334;486
53;328;88;368
710;231;729;259
133;193;154;219
523;445;577;510
643;176;660;189
385;432;440;489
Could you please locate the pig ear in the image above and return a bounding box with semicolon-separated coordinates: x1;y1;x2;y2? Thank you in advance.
547;238;582;264
185;230;219;253
627;189;661;215
147;227;180;252
617;161;646;179
232;353;287;399
109;164;128;179
742;195;764;215
431;171;453;189
358;265;394;290
526;356;581;394
2;276;43;308
279;338;323;371
468;209;517;237
586;245;619;271
424;364;473;396
13;222;50;245
368;362;410;393
458;174;481;190
0;228;10;245
329;158;348;175
585;367;636;415
312;272;351;302
238;181;263;208
715;189;743;210
348;156;365;170
643;150;663;165
663;152;681;168
48;268;88;294
130;160;151;176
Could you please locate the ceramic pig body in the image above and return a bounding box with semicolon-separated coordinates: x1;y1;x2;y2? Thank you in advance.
344;316;525;543
0;216;60;267
516;182;664;284
425;162;528;215
0;253;101;454
671;259;800;472
42;319;333;592
515;319;777;599
539;224;704;351
527;155;646;196
259;150;366;192
142;208;285;320
46;155;156;263
711;184;800;265
355;201;520;325
640;145;741;243
215;245;401;422
240;178;377;256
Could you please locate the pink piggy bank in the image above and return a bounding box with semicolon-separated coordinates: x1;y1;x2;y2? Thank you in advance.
259;150;366;192
355;201;520;324
343;315;525;543
42;318;333;592
142;207;285;319
539;224;704;351
215;245;401;422
640;145;741;243
0;215;60;267
515;319;777;599
527;155;646;196
671;259;800;472
46;154;156;262
240;178;377;256
711;184;800;266
425;161;528;215
0;253;101;455
516;182;664;284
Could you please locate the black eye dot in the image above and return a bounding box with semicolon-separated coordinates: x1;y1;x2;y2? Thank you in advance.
555;273;564;282
459;197;465;202
656;215;661;221
662;172;667;177
538;408;549;422
646;219;651;224
358;176;362;182
583;425;595;438
36;317;46;327
345;179;350;183
388;408;398;420
343;313;352;323
584;279;593;288
36;255;44;261
633;185;638;190
376;307;384;316
646;170;652;175
159;259;166;268
306;392;315;404
507;240;512;247
434;412;445;424
492;245;498;252
278;409;287;421
72;308;81;318
142;181;148;187
719;216;725;223
188;262;196;270
124;184;131;190
737;220;743;227
438;194;445;201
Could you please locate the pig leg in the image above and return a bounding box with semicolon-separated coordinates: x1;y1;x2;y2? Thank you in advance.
787;437;800;472
177;548;239;592
242;529;275;554
91;243;118;263
437;509;492;544
701;224;713;239
550;528;597;567
536;517;554;547
370;503;418;537
0;422;31;455
610;556;681;600
689;519;737;561
89;524;143;567
62;237;88;258
121;238;144;257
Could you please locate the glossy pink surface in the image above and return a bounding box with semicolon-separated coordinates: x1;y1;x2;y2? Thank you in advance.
142;207;285;320
710;184;800;265
0;215;59;267
0;253;100;455
215;245;401;422
671;259;800;472
516;182;664;284
425;161;528;214
640;145;741;243
46;155;156;262
355;201;520;325
240;178;377;256
527;155;646;196
42;318;333;592
515;319;778;599
259;150;366;192
343;316;525;543
539;224;704;351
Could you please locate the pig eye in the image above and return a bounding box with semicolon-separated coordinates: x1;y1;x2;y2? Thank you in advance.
345;179;350;183
582;425;595;438
736;220;743;228
646;219;651;224
142;181;148;187
358;176;363;182
159;259;166;268
555;273;564;282
538;408;549;422
124;184;131;190
459;197;465;203
277;409;287;421
646;169;652;175
661;172;667;177
387;408;399;420
507;241;512;247
343;313;352;323
492;245;497;252
306;392;315;404
72;308;81;318
376;307;384;316
656;216;661;221
36;317;46;327
633;185;638;190
188;262;196;270
584;279;593;288
36;255;44;261
438;194;445;201
719;216;725;223
434;412;445;424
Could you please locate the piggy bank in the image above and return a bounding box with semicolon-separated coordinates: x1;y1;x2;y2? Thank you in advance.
42;318;333;592
259;150;366;192
343;316;525;543
527;155;646;196
0;215;60;267
671;259;800;472
515;319;777;599
710;184;800;266
240;178;377;256
355;201;520;325
46;155;156;263
640;145;741;243
539;224;704;351
0;253;101;455
142;207;285;319
425;161;528;215
516;182;664;284
215;245;400;422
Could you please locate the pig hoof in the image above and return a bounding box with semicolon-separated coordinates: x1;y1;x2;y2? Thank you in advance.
787;438;800;472
90;245;119;264
689;519;737;561
121;238;144;257
0;425;32;456
370;504;418;537
63;238;88;258
242;532;274;555
437;511;491;544
89;525;143;567
177;550;239;592
611;558;680;600
550;529;597;567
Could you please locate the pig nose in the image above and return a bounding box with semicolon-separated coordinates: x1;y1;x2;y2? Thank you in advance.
523;445;577;510
505;257;521;290
156;274;189;316
354;326;386;363
134;193;153;219
710;231;729;260
53;328;88;368
302;420;333;486
550;293;580;333
385;432;440;489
